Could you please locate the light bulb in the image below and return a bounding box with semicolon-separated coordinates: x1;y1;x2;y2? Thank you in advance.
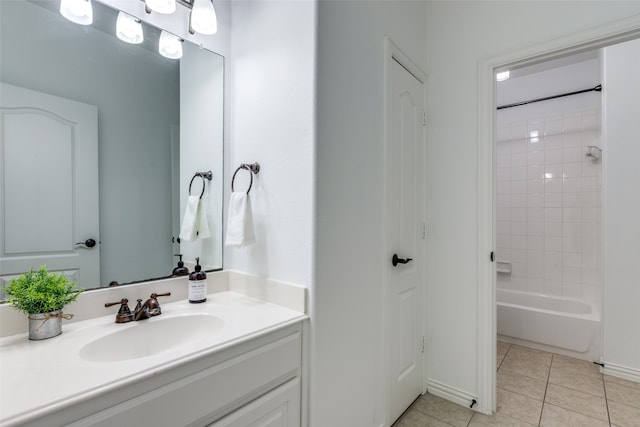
496;71;510;82
159;31;183;59
60;0;93;25
190;0;218;35
145;0;176;15
116;12;143;44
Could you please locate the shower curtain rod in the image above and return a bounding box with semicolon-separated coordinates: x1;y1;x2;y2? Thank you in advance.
497;84;602;110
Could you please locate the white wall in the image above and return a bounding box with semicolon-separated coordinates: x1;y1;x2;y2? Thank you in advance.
602;37;640;377
315;1;427;425
227;1;316;285
426;0;640;404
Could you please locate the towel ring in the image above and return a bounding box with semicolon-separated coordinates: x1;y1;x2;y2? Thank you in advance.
189;171;213;199
231;163;260;194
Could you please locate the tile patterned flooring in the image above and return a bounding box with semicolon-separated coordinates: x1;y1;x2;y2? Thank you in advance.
394;341;640;427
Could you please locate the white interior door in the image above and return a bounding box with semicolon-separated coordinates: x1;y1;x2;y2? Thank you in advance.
387;56;426;423
0;82;99;290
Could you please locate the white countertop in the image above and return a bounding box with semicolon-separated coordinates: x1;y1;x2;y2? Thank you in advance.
0;291;306;426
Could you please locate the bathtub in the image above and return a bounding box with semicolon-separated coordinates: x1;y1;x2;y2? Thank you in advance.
497;289;601;361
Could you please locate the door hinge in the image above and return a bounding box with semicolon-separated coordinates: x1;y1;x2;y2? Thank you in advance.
422;111;427;126
422;222;427;239
421;336;425;354
490;251;495;262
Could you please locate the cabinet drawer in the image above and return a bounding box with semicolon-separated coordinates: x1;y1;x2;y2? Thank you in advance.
71;329;301;426
207;378;300;427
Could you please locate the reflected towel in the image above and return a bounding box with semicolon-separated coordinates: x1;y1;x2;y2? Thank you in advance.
179;195;210;242
225;192;256;247
196;198;211;239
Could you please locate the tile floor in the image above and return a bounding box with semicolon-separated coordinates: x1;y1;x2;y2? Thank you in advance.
394;341;640;427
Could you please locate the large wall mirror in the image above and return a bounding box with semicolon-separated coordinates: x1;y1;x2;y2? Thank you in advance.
0;0;224;294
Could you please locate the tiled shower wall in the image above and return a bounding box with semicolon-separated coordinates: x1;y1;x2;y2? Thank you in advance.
496;109;602;304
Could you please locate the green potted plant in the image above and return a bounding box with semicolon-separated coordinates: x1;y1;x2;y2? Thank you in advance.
3;265;83;340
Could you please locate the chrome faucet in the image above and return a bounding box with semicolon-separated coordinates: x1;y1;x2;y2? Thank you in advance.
134;292;171;321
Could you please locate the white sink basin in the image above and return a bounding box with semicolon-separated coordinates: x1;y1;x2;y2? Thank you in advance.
79;314;225;362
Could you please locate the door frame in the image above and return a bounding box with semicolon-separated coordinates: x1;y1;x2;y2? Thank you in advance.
476;14;640;415
383;36;428;426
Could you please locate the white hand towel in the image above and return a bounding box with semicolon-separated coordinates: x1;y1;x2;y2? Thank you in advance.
180;195;212;242
225;192;256;247
179;195;200;242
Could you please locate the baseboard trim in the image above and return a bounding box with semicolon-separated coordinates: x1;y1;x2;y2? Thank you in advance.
601;361;640;383
427;379;478;411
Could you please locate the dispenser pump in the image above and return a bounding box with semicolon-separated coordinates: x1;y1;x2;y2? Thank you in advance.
172;254;189;276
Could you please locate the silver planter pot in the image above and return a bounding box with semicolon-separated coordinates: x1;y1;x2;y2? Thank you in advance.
28;309;63;340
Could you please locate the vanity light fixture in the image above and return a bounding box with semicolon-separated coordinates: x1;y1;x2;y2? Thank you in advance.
59;0;216;59
116;12;144;44
60;0;93;25
159;30;183;59
189;0;217;35
145;0;177;15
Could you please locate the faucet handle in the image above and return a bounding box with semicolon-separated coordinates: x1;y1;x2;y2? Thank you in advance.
104;298;134;323
147;292;171;316
150;292;171;299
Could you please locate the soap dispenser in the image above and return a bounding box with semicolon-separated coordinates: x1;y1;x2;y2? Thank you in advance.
188;257;207;303
173;254;189;276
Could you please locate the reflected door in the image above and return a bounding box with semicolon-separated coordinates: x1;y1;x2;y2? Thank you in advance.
388;58;426;423
0;83;99;289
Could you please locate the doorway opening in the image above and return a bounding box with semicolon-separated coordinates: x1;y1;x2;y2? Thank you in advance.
477;19;640;414
495;50;603;362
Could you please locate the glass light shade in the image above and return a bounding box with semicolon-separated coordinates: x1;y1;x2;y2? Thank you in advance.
145;0;176;15
116;12;144;44
159;31;183;59
60;0;93;25
190;0;218;35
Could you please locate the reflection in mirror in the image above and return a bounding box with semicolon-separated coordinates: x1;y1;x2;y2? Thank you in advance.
0;0;223;295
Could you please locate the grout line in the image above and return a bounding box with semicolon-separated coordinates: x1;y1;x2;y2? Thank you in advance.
497;348;508;371
498;342;512;371
543;402;612;426
537;353;554;426
602;373;612;426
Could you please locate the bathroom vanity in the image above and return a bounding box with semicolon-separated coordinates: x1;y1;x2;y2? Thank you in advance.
0;289;307;427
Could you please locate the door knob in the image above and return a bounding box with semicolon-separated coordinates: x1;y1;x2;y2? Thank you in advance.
76;238;97;248
392;253;413;267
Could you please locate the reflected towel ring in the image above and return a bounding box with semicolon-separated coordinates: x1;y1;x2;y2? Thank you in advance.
189;171;213;199
231;162;260;194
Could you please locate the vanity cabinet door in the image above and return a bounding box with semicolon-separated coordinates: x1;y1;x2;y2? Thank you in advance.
207;378;300;427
